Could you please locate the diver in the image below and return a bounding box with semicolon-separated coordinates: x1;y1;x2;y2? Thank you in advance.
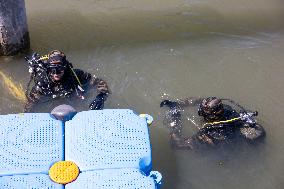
160;97;265;150
24;50;109;112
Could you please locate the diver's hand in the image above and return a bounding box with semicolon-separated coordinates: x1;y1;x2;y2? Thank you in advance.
89;93;107;110
160;100;178;109
97;80;109;94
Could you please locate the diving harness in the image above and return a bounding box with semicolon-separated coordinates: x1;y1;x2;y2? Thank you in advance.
201;98;259;131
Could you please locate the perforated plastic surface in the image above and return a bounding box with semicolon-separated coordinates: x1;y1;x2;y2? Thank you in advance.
65;109;152;173
66;168;156;189
0;174;63;189
0;113;63;175
0;110;161;189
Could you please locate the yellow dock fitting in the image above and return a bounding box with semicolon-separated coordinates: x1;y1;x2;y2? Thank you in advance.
139;114;153;125
49;161;79;184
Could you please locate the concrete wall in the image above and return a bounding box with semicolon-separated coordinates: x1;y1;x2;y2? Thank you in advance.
0;0;30;56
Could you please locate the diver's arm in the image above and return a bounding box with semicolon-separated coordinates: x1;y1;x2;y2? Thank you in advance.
89;76;109;110
72;69;92;86
23;87;42;112
161;102;194;150
73;69;109;94
72;69;109;110
177;97;202;108
160;97;202;109
89;93;108;110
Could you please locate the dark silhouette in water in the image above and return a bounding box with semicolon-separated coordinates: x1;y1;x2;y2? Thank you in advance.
160;97;265;150
24;50;109;112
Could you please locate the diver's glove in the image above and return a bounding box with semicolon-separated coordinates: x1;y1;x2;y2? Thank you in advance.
160;100;178;109
89;93;107;110
97;80;109;94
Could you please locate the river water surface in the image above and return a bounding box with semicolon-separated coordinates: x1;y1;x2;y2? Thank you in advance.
0;0;284;188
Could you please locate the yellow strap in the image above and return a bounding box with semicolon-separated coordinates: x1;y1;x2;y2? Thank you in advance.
203;117;241;128
70;67;83;87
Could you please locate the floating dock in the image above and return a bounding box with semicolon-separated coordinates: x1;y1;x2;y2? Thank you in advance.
0;108;162;188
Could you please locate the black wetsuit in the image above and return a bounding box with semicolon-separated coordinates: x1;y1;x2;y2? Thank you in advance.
24;66;107;112
161;100;264;150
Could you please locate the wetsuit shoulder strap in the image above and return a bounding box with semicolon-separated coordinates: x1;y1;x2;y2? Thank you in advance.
69;67;83;87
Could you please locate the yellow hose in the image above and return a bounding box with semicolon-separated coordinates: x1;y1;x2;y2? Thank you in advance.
203;117;241;128
0;70;26;103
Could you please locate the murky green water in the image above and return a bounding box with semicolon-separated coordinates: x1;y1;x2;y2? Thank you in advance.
1;0;284;188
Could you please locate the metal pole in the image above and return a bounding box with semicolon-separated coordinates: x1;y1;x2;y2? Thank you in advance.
0;0;30;56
